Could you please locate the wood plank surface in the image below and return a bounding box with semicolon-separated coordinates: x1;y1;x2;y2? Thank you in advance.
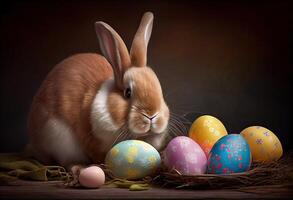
0;180;292;199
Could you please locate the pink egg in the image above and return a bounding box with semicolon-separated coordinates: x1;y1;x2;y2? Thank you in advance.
164;136;207;175
78;166;105;188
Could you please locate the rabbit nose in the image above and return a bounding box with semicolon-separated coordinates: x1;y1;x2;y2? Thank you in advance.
149;115;156;120
142;113;158;121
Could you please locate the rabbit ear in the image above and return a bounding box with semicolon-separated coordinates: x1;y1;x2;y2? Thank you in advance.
130;12;154;67
95;22;131;89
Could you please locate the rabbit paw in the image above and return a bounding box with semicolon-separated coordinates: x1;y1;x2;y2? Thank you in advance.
64;165;85;188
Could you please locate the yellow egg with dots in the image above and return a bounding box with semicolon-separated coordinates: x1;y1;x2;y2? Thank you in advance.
188;115;228;156
240;126;283;162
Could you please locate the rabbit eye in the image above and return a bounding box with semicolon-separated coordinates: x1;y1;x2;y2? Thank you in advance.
124;87;131;99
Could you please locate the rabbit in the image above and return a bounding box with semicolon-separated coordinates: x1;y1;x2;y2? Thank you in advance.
27;12;171;172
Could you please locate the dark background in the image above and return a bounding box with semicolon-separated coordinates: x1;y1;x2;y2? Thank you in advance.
0;0;292;152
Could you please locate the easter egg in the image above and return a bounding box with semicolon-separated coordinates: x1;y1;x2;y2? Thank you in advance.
78;166;105;188
163;136;207;175
105;140;161;180
207;134;251;174
189;115;228;156
240;126;283;162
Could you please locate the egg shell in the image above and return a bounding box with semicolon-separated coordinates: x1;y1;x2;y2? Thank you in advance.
163;136;207;175
240;126;283;162
207;134;251;174
189;115;228;156
78;166;105;188
105;140;161;180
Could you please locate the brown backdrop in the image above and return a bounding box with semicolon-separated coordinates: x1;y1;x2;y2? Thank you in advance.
0;0;291;152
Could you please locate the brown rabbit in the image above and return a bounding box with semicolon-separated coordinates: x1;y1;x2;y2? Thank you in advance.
27;12;170;170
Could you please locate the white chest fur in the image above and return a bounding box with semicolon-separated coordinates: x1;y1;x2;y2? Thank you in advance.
90;78;119;147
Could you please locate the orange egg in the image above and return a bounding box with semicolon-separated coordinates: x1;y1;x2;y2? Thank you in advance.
241;126;283;162
189;115;228;156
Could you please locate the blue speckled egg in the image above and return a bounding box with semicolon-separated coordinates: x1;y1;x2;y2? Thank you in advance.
207;134;251;174
105;140;161;180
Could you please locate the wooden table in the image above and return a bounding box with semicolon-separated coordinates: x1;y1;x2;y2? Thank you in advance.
0;180;292;199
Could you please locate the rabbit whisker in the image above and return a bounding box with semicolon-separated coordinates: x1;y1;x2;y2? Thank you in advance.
169;117;187;131
111;124;129;146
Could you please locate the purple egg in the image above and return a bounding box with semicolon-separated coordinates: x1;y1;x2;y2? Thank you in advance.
163;136;207;175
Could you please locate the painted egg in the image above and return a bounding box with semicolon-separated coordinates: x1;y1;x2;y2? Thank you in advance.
105;140;161;180
207;134;251;174
78;166;105;188
189;115;228;156
163;136;207;175
240;126;283;162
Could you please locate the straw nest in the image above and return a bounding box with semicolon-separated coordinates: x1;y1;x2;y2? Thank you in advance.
158;152;293;189
100;152;293;190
